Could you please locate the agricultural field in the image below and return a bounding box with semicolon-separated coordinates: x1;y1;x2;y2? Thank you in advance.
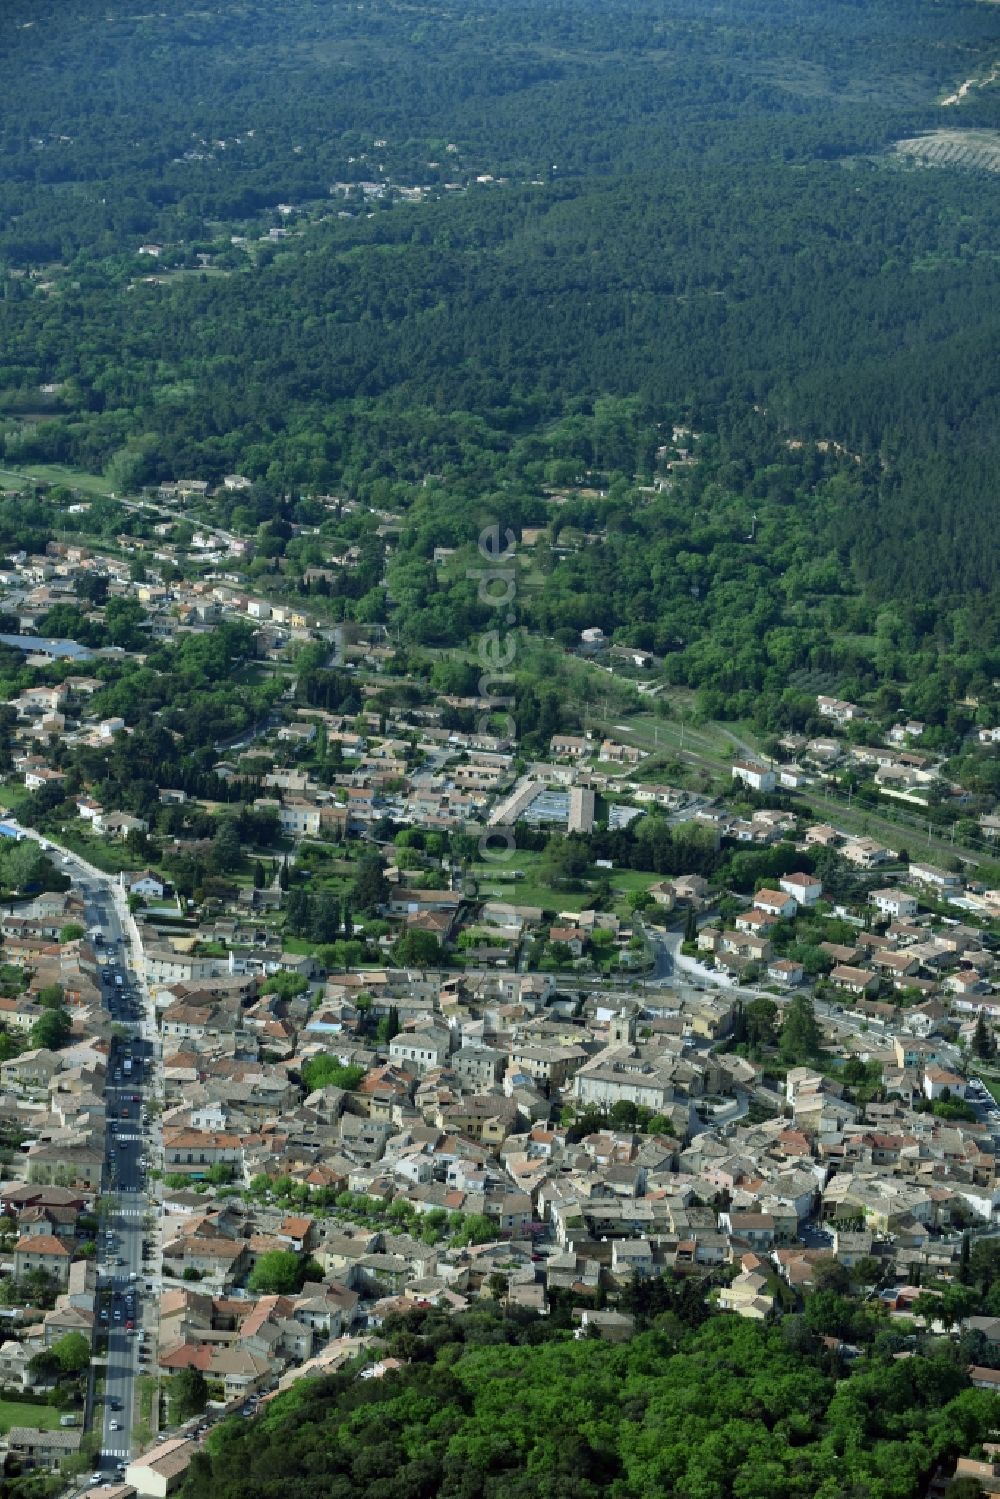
893;129;1000;171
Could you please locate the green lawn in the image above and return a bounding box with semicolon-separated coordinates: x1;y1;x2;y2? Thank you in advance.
475;880;588;913
230;661;289;686
54;825;146;873
982;1078;1000;1106
0;1399;63;1433
473;863;660;917
134;1374;159;1449
0;784;33;819
280;936;316;955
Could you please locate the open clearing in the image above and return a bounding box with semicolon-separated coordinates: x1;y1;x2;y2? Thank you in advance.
893;129;1000;171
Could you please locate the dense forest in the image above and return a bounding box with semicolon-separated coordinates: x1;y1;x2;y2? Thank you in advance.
177;1303;1000;1499
1;0;999;662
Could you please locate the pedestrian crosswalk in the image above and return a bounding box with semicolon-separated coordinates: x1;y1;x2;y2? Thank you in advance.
102;1448;130;1460
117;1207;144;1218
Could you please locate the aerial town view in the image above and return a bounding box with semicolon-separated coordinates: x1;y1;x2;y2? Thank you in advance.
0;2;998;1498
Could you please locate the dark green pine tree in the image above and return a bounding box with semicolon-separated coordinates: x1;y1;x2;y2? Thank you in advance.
973;1009;995;1059
311;893;340;945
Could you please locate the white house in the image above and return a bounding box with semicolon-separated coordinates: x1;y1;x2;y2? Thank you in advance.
890;721;924;743
269;799;322;838
389;1026;451;1075
817;695;864;724
779;872;822;907
871;888;918;921
909;863;963;895
843;838;893;869
753;888;797;919
24;768;65;791
731;761;776;794
923;1066;966;1101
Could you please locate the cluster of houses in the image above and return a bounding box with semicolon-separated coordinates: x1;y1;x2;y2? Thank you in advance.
10;922;1000;1392
688;859;1000;1004
1;494;1000;1494
5;870;1000;1492
726;690;986;822
2;530;997;923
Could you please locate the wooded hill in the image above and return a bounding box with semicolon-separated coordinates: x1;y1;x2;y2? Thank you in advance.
177;1303;1000;1499
0;0;998;708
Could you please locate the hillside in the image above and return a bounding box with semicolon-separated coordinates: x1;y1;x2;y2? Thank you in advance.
177;1305;1000;1499
0;0;998;710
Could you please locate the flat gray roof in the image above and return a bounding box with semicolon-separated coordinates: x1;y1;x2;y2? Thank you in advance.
0;634;93;660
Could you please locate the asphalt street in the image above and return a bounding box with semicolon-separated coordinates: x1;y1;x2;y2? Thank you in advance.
85;874;160;1481
6;833;161;1486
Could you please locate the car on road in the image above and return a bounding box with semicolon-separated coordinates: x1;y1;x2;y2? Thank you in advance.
110;1420;121;1432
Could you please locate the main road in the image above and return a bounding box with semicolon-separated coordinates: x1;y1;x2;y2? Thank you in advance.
4;827;161;1485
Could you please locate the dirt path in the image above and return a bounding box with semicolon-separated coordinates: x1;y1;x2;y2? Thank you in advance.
942;64;1000;106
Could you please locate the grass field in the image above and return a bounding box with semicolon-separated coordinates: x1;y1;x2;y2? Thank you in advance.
0;1399;63;1433
0;462;116;497
471;853;659;916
